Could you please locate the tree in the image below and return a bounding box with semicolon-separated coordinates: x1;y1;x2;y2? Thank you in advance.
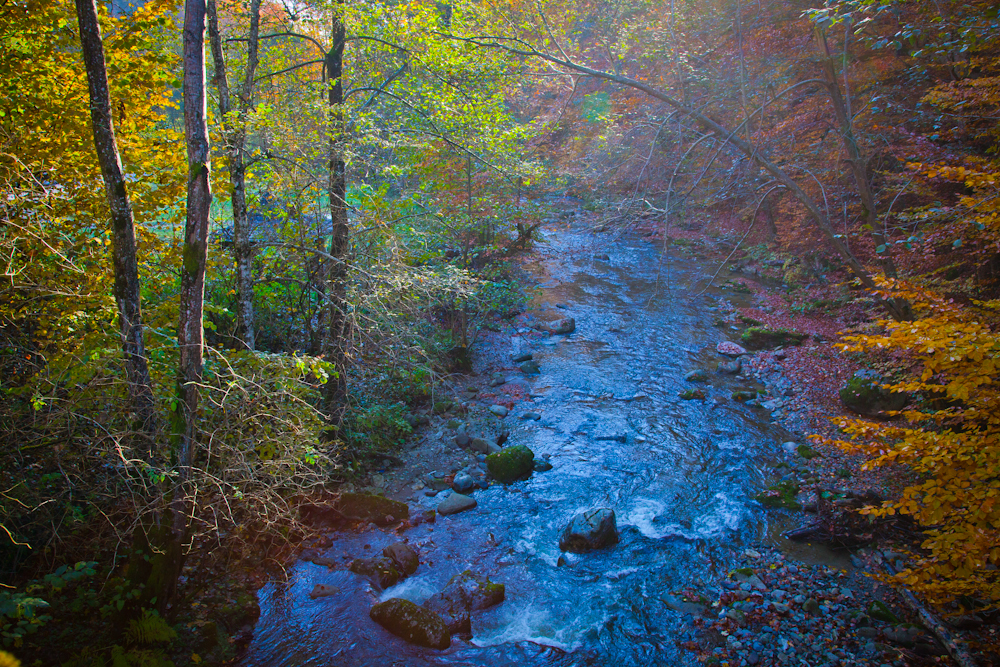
207;0;262;350
73;0;157;449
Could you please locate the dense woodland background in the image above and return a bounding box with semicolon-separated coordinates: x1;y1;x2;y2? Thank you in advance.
2;0;1000;663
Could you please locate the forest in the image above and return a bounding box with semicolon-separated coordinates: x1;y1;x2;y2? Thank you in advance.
1;0;999;664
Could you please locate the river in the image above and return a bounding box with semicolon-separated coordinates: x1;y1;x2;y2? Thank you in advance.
241;217;821;666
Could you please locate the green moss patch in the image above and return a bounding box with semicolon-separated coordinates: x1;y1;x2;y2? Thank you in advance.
740;327;807;349
754;481;801;509
486;444;535;483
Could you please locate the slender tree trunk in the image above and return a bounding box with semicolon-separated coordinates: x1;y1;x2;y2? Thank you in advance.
207;0;261;350
323;4;349;424
74;0;156;452
815;28;911;319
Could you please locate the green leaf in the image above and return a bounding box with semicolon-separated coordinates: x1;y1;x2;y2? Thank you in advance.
953;239;963;248
876;244;887;254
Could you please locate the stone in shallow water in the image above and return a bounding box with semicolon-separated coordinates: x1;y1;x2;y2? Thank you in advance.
512;352;533;363
309;583;339;598
717;341;748;356
370;598;450;649
486;444;535;483
559;508;618;553
382;542;419;576
437;492;477;516
423;571;505;634
546;317;576;334
489;405;509;417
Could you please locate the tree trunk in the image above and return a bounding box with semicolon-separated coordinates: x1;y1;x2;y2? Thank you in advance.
323;4;349;424
814;28;911;319
207;0;261;350
74;0;156;453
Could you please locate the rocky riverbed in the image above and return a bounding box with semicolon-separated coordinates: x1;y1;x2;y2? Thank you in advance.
240;211;988;667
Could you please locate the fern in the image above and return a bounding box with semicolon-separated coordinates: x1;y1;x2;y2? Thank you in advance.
124;612;176;646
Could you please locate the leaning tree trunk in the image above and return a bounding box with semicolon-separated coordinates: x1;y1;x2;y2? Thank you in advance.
74;0;156;453
207;0;261;350
323;4;350;425
814;28;911;320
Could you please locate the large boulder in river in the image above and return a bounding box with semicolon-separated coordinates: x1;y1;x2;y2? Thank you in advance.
349;556;402;589
559;508;619;553
301;492;408;527
486;444;535;483
424;571;505;634
839;371;908;418
370;598;450;649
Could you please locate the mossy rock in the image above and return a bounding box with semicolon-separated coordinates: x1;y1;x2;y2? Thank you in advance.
740;326;807;349
433;400;455;414
731;390;757;402
796;444;820;460
332;492;409;525
839;375;908;418
754;481;801;509
370;598;450;649
486;444;535;483
680;388;705;400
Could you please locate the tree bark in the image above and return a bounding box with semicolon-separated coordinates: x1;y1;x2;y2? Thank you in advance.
814;28;911;319
207;0;261;350
179;0;212;473
74;0;156;452
323;3;350;424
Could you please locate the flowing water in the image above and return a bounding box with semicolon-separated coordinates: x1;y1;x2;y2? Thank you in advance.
241;221;821;666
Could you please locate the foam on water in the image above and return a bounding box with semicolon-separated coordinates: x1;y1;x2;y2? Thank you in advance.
472;604;585;652
379;573;439;604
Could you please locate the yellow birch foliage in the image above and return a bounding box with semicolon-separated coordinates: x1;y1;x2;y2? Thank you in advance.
824;281;1000;605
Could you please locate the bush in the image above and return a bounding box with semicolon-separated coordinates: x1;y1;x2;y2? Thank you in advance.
823;282;1000;605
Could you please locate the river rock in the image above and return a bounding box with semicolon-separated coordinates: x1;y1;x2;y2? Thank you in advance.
383;542;419;576
839;371;908;417
454;432;470;448
490;372;505;387
717;341;748;356
424;571;505;634
309;583;339;598
370;598;450;649
489;405;509;417
718;358;742;374
452;472;475;493
685;369;709;382
533;459;553;472
486;444;535;483
302;492;409;526
559;508;619;553
512;352;533;363
469;437;490;454
521;411;542;420
546;317;576;334
519;360;541;374
486;442;502;455
349;556;402;588
437;492;477;516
